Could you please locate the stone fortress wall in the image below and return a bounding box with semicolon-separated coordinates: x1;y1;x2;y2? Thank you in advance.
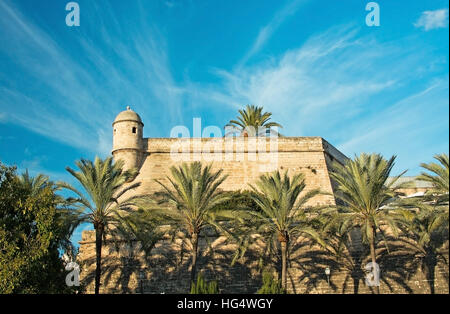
124;136;347;206
77;108;448;294
111;107;347;204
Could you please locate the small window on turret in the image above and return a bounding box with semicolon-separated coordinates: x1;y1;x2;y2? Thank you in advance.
114;129;116;134
132;127;137;134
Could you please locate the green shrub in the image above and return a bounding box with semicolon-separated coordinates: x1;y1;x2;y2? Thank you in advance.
257;270;286;294
212;190;259;212
190;273;219;294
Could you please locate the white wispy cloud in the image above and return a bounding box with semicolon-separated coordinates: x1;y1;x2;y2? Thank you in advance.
338;77;449;173
178;24;448;173
414;8;449;31
0;0;182;156
0;1;447;178
183;25;423;134
240;0;306;65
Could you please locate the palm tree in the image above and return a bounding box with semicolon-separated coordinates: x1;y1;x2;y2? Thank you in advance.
319;215;414;294
417;153;449;207
329;153;406;294
388;204;448;294
226;105;282;136
394;153;449;293
320;217;369;294
59;156;141;294
248;170;323;290
153;162;230;284
18;171;50;196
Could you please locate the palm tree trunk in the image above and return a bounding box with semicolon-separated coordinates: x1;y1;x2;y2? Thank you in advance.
424;252;437;294
352;276;359;294
191;232;199;284
369;226;380;294
280;240;288;291
424;263;436;294
94;223;104;295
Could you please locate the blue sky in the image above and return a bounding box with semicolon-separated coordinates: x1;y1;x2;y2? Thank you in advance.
0;1;449;244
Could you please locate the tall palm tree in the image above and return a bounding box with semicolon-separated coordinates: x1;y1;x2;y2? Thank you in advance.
59;156;141;294
153;162;230;284
226;105;282;136
248;170;323;290
330;153;406;294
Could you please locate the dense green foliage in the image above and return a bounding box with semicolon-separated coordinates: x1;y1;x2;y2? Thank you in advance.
0;162;74;293
212;190;258;212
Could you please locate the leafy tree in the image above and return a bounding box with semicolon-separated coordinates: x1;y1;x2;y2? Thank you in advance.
247;170;323;290
59;156;143;294
152;162;230;284
226;105;282;136
0;162;74;293
329;153;406;294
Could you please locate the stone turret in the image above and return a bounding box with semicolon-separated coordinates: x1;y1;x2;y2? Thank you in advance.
112;106;144;171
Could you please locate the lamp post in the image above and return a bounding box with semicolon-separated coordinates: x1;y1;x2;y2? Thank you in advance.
139;269;145;294
325;267;331;286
